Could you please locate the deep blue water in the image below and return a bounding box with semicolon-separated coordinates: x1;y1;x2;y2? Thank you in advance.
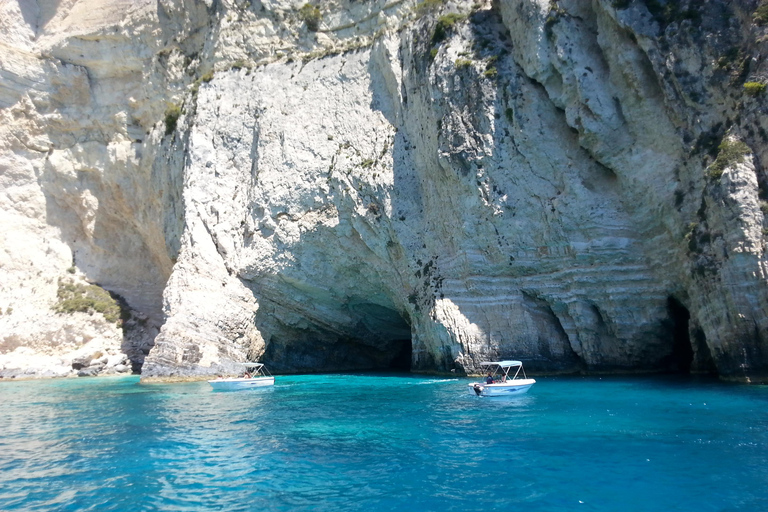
0;373;767;511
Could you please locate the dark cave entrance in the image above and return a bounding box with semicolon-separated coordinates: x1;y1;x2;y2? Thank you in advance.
351;302;413;372
322;302;414;373
259;300;415;374
667;297;694;373
387;339;413;371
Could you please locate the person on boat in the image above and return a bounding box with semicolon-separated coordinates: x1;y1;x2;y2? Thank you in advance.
243;371;251;379
485;372;494;384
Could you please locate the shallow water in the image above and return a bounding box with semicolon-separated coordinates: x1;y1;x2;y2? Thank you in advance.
0;373;766;511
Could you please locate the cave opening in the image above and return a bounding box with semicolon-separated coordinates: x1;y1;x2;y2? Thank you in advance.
258;298;415;374
667;297;694;373
387;339;413;371
350;302;413;372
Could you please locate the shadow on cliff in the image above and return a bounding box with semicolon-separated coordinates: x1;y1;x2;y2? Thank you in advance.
252;281;414;374
40;164;166;374
19;0;61;35
240;207;414;373
347;3;714;376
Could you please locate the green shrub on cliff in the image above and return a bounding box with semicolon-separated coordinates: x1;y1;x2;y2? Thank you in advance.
744;82;767;96
416;0;444;15
455;58;473;69
432;13;466;45
55;278;124;325
754;3;768;25
298;4;321;31
164;103;182;136
707;138;751;180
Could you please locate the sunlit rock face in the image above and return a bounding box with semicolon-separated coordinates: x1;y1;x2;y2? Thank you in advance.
3;0;768;382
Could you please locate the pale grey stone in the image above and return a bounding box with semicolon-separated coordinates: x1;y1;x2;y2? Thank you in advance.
1;0;767;382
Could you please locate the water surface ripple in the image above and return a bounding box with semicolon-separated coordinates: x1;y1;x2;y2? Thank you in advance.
0;374;766;511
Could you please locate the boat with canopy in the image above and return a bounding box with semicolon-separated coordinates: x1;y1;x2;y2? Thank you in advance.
468;360;535;397
208;363;275;391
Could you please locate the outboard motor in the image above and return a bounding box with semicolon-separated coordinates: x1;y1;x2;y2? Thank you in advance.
473;384;484;396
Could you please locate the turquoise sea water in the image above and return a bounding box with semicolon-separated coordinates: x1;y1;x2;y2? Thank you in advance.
0;374;767;512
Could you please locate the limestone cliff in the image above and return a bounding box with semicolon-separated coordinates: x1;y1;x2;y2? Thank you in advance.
2;0;768;382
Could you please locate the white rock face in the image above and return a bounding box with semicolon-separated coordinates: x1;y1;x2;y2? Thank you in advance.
0;0;180;377
3;0;768;382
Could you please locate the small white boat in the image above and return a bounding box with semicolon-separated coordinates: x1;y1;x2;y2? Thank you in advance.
468;360;535;397
208;363;275;391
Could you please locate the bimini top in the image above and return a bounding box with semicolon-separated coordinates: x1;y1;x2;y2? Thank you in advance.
479;360;522;368
241;362;264;369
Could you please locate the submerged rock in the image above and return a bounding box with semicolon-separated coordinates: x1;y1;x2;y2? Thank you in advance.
2;0;768;382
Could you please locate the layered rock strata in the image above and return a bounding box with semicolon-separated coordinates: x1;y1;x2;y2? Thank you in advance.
2;0;768;382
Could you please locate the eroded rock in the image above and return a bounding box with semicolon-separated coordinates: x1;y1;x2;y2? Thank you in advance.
3;0;768;382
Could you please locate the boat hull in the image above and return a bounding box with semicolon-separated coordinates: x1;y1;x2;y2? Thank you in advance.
208;377;275;391
468;379;535;397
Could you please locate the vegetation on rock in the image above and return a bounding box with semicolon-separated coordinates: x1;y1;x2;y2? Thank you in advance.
164;104;182;136
298;4;321;31
754;2;768;25
744;81;767;96
455;58;473;69
707;138;751;180
432;13;466;45
54;278;124;325
483;56;498;78
415;0;445;16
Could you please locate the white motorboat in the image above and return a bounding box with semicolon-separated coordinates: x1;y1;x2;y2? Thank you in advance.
468;360;535;397
208;363;275;391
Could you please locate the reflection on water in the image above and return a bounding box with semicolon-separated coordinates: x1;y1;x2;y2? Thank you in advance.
0;374;767;511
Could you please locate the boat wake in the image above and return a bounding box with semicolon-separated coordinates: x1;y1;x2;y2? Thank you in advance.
413;379;459;385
